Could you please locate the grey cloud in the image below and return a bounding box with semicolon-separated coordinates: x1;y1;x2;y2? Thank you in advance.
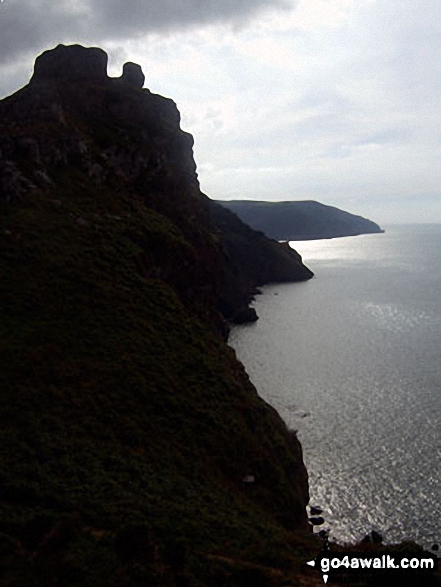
0;0;290;65
0;0;85;64
353;129;413;147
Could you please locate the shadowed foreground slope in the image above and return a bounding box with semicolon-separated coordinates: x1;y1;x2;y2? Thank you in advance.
1;45;433;587
0;44;312;586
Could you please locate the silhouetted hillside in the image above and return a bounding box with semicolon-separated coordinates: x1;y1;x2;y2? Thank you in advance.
0;44;312;586
0;44;434;587
217;199;384;240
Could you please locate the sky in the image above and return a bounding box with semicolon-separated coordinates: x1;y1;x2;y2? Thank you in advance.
1;0;441;224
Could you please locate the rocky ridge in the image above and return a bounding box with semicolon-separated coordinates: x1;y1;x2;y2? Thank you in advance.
0;44;312;327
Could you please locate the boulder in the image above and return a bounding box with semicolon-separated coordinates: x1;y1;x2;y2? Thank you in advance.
232;306;258;324
361;530;383;544
309;506;323;516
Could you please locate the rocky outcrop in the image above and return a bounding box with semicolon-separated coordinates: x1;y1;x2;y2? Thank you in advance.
119;61;145;88
31;44;109;84
0;44;312;328
0;44;311;586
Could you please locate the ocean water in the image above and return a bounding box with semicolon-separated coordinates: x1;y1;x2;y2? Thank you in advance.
229;224;441;548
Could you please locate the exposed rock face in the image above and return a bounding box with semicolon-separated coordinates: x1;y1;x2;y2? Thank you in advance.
31;44;109;84
120;61;145;88
0;44;213;323
0;44;312;326
0;44;311;586
209;200;314;321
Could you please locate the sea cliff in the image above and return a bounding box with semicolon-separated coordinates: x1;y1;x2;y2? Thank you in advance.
0;44;312;586
218;199;384;240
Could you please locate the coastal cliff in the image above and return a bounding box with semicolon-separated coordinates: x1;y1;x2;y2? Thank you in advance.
0;45;312;585
209;201;313;322
218;199;384;240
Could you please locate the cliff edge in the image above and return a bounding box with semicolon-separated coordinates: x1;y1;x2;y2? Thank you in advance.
0;45;311;586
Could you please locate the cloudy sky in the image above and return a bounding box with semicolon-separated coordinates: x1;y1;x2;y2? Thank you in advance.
1;0;440;224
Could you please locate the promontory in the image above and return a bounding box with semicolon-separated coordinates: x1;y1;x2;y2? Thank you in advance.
0;44;313;586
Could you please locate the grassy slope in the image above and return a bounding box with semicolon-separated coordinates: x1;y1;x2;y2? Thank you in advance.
0;171;311;585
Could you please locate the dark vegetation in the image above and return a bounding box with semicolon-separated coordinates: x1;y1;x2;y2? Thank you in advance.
217;199;384;241
0;186;310;584
208;201;313;322
0;44;436;586
0;44;313;586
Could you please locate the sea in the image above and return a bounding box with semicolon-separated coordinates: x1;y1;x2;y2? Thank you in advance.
228;224;441;549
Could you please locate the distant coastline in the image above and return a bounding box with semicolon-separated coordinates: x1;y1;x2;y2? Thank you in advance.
217;199;384;241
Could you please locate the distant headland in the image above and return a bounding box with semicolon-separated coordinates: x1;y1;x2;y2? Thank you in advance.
217;199;385;241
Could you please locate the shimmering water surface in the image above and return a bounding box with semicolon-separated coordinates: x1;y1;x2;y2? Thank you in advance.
229;225;441;547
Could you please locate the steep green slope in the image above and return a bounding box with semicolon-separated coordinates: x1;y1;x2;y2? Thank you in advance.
217;199;384;240
0;187;309;585
0;45;311;586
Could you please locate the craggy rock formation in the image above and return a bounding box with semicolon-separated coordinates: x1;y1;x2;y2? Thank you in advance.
31;44;109;83
0;44;312;586
218;199;385;241
119;61;145;88
0;44;312;326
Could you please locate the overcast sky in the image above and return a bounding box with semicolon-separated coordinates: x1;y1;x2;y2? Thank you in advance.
1;0;440;224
